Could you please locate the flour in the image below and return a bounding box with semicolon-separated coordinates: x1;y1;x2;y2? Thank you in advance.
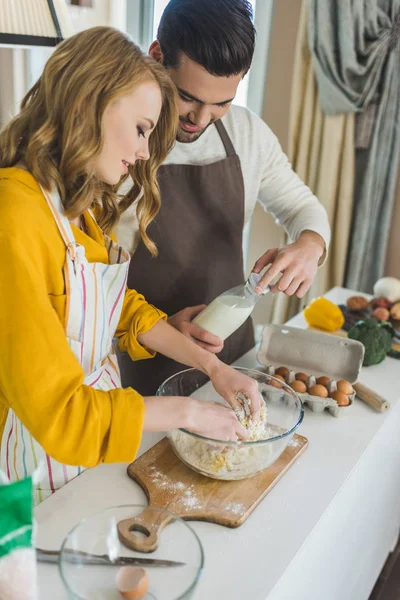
287;436;302;449
169;405;274;480
235;401;268;441
148;466;186;492
181;488;201;511
225;502;245;514
147;467;202;510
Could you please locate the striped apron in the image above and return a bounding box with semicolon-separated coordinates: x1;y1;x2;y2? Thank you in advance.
0;186;130;504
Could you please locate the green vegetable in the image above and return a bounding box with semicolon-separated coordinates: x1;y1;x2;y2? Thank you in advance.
348;318;394;366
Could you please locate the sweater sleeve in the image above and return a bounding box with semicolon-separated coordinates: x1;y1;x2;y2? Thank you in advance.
257;122;331;262
0;232;145;467
115;289;167;360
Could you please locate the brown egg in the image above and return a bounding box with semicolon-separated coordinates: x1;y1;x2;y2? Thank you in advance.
331;391;350;407
336;380;354;395
308;384;329;398
290;380;307;393
295;372;309;383
270;374;285;389
116;567;149;600
371;307;390;322
275;366;289;377
316;376;331;387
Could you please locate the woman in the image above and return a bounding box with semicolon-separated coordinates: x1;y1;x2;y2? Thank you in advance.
0;27;261;503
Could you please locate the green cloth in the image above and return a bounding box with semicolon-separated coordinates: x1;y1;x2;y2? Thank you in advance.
308;0;400;292
0;477;34;558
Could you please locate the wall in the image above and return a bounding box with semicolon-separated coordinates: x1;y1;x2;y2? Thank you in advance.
246;0;303;325
385;174;400;279
0;1;127;128
68;0;127;32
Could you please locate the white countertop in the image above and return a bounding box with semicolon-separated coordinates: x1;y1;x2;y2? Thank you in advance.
36;287;400;600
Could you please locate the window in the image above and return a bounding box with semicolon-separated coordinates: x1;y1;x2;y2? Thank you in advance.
153;0;169;35
28;0;272;117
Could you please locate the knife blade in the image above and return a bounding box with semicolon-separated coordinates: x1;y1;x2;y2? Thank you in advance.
36;548;185;568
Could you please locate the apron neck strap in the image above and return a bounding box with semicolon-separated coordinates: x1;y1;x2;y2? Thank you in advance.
215;119;236;157
39;185;78;257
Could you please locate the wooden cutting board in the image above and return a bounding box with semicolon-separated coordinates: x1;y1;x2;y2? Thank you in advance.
118;435;308;552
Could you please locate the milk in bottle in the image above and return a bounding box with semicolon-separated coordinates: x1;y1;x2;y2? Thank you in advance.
192;272;281;340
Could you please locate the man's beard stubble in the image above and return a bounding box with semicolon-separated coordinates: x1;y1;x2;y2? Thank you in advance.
176;117;216;143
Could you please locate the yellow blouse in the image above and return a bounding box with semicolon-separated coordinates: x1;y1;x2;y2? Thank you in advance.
0;168;166;467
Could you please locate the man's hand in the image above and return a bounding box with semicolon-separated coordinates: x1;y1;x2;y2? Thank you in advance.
252;231;325;298
168;305;224;353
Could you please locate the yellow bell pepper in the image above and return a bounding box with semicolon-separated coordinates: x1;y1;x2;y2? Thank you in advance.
304;297;345;332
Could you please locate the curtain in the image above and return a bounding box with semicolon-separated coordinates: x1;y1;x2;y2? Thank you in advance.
272;0;355;324
0;48;30;128
308;0;400;293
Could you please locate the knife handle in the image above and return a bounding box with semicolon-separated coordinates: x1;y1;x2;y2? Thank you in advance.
117;507;174;553
353;382;390;413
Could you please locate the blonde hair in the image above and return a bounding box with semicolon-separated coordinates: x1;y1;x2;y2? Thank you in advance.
0;26;178;255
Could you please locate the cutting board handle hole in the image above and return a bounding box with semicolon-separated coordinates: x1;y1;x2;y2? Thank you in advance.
129;524;150;539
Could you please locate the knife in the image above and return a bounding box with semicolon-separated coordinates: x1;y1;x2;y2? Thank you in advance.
36;548;185;568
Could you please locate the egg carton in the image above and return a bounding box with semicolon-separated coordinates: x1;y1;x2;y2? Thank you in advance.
261;364;355;418
257;325;365;418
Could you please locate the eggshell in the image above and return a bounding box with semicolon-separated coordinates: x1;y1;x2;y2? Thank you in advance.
270;374;285;389
308;384;329;398
290;380;307;393
275;366;289;377
116;567;149;600
331;391;350;407
295;372;309;383
336;380;354;395
316;376;331;387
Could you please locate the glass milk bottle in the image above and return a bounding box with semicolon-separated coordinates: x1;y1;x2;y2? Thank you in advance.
192;272;281;340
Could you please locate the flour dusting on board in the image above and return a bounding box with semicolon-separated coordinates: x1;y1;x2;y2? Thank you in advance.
225;502;245;515
148;465;203;511
287;436;303;449
148;465;247;514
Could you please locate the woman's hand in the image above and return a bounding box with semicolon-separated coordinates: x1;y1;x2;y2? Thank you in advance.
138;320;262;420
168;305;224;353
186;399;249;441
143;396;249;441
208;362;263;420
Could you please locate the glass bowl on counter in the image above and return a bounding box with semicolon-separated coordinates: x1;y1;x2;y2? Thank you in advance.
157;367;304;481
59;505;203;600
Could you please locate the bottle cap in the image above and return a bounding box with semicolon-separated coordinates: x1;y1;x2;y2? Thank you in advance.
247;271;282;295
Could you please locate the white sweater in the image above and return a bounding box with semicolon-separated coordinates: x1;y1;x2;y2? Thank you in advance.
116;105;331;258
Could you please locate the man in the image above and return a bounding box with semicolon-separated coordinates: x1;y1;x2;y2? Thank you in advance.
117;0;331;395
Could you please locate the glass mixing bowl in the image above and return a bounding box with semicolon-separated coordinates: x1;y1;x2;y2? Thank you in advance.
157;367;304;481
59;505;203;600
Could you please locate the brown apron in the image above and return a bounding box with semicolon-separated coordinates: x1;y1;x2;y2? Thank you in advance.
118;120;255;395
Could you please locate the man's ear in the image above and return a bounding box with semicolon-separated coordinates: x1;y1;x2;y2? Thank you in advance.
149;40;163;64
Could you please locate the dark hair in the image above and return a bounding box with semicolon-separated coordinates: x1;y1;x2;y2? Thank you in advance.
157;0;256;77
